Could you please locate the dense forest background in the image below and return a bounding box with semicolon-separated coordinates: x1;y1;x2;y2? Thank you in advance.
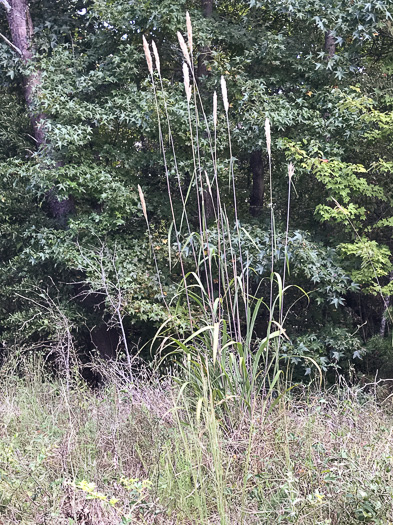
1;0;393;381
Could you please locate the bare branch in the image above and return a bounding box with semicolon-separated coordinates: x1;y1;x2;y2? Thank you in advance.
0;0;11;13
0;31;22;55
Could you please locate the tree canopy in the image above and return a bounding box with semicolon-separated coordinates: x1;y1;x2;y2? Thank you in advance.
1;0;393;378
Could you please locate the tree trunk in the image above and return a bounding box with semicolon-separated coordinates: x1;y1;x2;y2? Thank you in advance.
202;0;213;16
5;0;46;146
1;0;74;219
203;187;215;224
324;30;335;58
197;0;213;79
249;150;265;217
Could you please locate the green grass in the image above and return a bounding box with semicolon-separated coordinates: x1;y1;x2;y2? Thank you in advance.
0;360;392;524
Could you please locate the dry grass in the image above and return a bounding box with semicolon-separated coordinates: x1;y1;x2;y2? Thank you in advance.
0;359;392;524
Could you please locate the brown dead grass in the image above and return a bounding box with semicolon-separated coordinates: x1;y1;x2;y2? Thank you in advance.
0;362;392;524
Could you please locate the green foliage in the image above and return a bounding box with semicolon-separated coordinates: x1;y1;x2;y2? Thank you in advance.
365;335;393;377
0;0;392;367
340;239;393;294
282;327;366;380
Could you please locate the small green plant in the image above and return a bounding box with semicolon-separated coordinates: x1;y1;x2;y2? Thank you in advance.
70;479;120;507
70;476;153;521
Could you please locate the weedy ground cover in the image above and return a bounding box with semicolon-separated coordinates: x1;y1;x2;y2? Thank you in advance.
0;359;392;524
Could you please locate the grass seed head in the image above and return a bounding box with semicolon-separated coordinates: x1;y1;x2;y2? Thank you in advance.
221;76;229;113
142;36;153;75
186;11;193;56
152;40;160;75
213;91;217;128
265;117;271;157
288;162;294;180
183;63;192;102
333;198;349;215
138;185;148;223
177;31;191;66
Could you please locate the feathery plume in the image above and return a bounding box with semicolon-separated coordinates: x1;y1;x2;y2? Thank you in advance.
186;11;193;56
177;31;191;66
0;0;11;13
288;162;294;180
265;117;271;157
152;40;160;76
142;36;153;75
213;91;217;128
138;185;148;223
183;63;192;102
221;76;229;113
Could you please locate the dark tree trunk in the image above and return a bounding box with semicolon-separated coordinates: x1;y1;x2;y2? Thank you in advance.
47;189;75;225
249;150;265;217
197;0;213;79
203;188;215;224
2;0;74;220
324;30;336;58
202;0;213;16
6;0;46;146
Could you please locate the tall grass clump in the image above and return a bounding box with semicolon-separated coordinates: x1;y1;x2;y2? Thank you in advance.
141;16;298;422
139;17;303;522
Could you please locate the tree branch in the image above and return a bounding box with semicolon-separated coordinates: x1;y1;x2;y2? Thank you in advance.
0;0;11;13
0;30;22;54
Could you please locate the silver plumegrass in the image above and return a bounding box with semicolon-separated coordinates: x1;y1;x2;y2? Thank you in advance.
221;76;229;113
265;117;271;157
142;36;153;75
138;185;148;223
186;11;193;56
288;162;294;180
183;63;192;102
152;40;160;75
177;31;191;66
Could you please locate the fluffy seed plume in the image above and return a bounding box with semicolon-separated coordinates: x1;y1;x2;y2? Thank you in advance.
138;185;148;222
213;91;217;128
265;117;271;157
183;63;192;102
288;162;294;180
221;76;229;113
186;11;193;56
0;0;11;12
177;31;191;66
142;36;153;75
152;40;160;75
